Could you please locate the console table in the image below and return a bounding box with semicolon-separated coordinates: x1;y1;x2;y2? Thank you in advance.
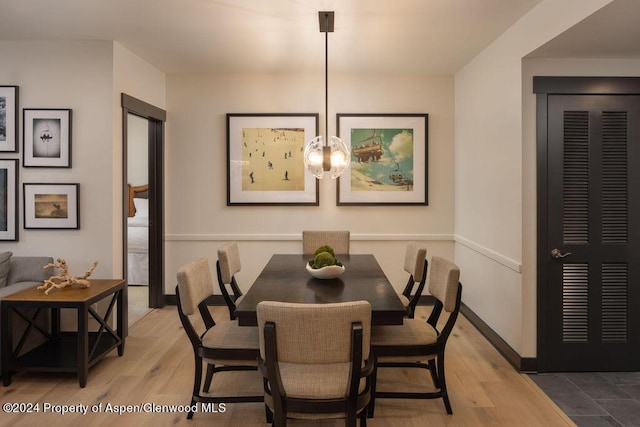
1;279;126;388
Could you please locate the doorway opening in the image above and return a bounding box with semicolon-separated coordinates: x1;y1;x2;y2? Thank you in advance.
122;94;166;331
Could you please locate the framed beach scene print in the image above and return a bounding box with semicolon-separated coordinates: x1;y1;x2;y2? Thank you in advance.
0;159;18;241
0;86;18;152
23;108;72;167
227;113;319;205
337;114;428;205
23;183;79;229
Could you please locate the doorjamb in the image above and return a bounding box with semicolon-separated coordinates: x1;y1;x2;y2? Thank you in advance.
121;93;167;310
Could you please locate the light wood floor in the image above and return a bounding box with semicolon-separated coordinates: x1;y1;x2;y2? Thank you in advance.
0;305;574;426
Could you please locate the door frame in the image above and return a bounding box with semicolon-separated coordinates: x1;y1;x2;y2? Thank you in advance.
122;93;166;309
534;76;640;372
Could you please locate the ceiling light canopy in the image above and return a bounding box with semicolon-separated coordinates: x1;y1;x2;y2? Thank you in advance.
303;11;350;180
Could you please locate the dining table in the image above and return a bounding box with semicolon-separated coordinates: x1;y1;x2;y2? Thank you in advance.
234;254;406;326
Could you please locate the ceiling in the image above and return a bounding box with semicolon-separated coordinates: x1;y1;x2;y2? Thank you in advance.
527;0;640;59
0;0;543;75
1;0;638;76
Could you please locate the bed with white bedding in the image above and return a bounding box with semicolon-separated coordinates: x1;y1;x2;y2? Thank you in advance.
127;184;149;285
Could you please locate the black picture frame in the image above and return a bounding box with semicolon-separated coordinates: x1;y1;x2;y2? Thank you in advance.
0;86;19;152
23;108;72;167
23;183;79;229
226;113;319;206
0;159;18;241
337;113;429;205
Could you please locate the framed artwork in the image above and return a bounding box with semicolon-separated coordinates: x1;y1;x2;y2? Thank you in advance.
337;114;428;205
0;159;18;241
0;86;18;152
23;183;79;229
227;113;319;205
23;108;72;167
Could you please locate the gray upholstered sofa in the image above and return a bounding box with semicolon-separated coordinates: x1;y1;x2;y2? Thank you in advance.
0;253;54;374
0;255;54;298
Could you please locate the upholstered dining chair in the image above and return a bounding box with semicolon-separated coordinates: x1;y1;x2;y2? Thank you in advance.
176;257;262;419
369;256;462;417
216;241;244;320
257;300;374;427
302;230;350;255
397;243;428;318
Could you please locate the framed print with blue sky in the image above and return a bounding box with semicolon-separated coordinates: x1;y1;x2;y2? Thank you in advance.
337;114;428;205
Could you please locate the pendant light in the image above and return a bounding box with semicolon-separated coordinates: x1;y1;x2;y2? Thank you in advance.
303;11;350;179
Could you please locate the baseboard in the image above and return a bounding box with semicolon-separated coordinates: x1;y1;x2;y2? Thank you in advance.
458;302;537;373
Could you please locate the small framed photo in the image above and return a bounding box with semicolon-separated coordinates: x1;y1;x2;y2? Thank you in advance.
24;183;79;229
0;159;18;241
227;113;319;205
337;114;429;205
0;86;19;152
23;108;72;167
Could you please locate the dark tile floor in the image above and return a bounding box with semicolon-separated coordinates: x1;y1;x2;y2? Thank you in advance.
529;372;640;426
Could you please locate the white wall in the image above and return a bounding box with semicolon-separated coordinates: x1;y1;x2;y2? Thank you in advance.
454;0;612;356
0;40;118;278
164;72;455;294
113;42;166;279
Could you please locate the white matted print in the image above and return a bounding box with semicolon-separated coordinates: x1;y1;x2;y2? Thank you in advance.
0;86;18;152
23;109;72;167
227;113;319;205
337;114;428;205
24;183;79;229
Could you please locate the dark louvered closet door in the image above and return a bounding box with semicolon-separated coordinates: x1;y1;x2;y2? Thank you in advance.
546;94;640;371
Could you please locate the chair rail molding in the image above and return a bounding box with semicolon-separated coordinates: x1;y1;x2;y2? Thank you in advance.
166;233;455;242
454;235;522;273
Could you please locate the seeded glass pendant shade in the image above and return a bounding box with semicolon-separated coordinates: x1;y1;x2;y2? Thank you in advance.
304;11;350;180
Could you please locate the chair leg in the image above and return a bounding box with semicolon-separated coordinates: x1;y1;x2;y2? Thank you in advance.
188;355;203;419
437;354;452;414
359;408;368;427
368;357;378;418
261;404;271;424
428;359;439;387
203;363;215;392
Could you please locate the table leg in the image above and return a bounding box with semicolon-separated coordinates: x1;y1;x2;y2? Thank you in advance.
117;287;126;356
77;305;88;388
1;304;12;386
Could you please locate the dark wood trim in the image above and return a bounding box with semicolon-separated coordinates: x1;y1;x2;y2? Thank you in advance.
121;93;166;121
536;91;550;373
121;93;167;310
460;302;536;373
534;76;640;95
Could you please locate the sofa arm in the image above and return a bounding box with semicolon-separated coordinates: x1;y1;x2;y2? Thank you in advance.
6;257;54;287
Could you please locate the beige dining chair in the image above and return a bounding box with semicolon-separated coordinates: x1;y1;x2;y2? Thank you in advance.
302;230;350;255
369;256;462;416
176;257;262;419
216;241;245;320
257;300;374;427
397;243;428;318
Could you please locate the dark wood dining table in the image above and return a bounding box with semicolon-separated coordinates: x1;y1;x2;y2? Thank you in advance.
235;254;406;326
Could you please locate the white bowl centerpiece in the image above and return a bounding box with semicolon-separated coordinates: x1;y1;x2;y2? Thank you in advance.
306;245;345;279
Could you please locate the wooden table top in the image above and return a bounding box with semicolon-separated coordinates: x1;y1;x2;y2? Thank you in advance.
235;254;406;326
1;279;125;303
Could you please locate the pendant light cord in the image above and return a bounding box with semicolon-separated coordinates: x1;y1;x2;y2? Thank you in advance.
324;12;329;142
